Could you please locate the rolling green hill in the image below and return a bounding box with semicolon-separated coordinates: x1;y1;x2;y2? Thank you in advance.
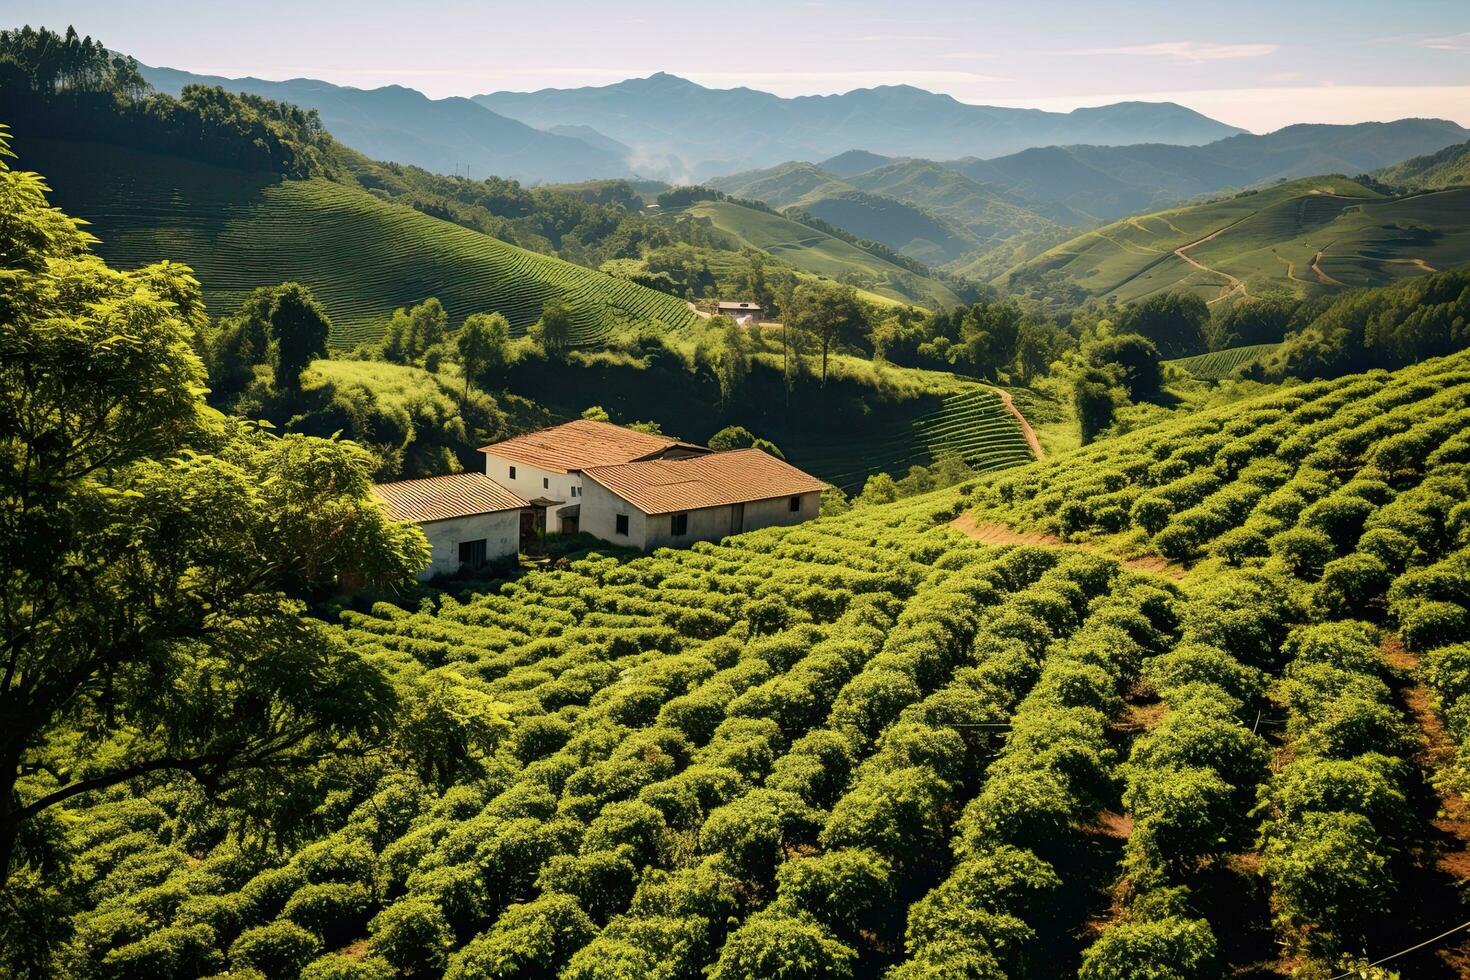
684;200;963;307
1000;175;1470;304
1375;139;1470;191
18;137;699;348
710;159;1067;273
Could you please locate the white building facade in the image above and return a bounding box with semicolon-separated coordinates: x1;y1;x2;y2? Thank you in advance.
370;472;527;581
480;419;709;535
580;448;827;551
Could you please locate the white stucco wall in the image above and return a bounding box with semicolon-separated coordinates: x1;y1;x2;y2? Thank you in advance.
579;477;650;548
481;452;583;527
579;480;821;551
415;509;520;581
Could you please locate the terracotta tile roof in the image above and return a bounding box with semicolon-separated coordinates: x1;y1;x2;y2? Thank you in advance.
479;419;705;473
372;472;526;523
583;448;828;515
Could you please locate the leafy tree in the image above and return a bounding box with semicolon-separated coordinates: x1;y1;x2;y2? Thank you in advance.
456;312;510;395
534;297;576;357
708;426;784;459
788;282;868;386
0;140;426;899
1116;293;1209;359
1209;296;1301;349
268;282;333;390
581;405;611;422
1074;367;1120;445
1089;334;1163;400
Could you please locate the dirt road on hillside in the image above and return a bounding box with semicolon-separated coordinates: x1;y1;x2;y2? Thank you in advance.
948;513;1187;579
995;388;1045;461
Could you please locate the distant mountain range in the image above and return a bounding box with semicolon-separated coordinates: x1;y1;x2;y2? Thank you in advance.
142;64;1254;183
476;72;1245;177
708;118;1470;274
140;65;628;183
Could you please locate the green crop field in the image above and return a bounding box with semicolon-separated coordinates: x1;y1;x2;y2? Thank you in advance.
1165;343;1282;379
1002;175;1470;304
781;382;1037;490
55;347;1470;978
19;137;699;348
684;200;963;308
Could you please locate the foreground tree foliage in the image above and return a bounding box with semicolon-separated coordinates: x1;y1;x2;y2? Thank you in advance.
0;127;426;969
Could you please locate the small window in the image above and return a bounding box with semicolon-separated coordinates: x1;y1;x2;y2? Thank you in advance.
458;539;487;569
671;513;689;536
543;477;550;490
789;495;801;513
509;465;516;480
572;486;579;498
615;514;629;536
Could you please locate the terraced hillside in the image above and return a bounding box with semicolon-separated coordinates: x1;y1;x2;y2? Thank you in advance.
1002;175;1470;304
684;200;962;308
56;350;1470;979
18;137;699;348
1166;343;1282;380
782;383;1037;490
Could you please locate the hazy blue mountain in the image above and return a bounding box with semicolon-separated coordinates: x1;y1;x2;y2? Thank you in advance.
475;73;1244;175
951;118;1470;221
141;64;629;183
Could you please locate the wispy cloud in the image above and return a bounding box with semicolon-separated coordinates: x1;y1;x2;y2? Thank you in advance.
940;51;993;61
1268;71;1302;82
1419;32;1470;51
847;34;951;43
1051;41;1279;63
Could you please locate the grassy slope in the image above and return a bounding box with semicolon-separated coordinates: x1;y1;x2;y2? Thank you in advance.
1000;175;1470;303
20;137;699;348
1376;140;1470;191
685;200;962;308
1165;343;1282;380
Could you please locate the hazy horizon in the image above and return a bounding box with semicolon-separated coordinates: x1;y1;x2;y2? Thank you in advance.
7;0;1469;133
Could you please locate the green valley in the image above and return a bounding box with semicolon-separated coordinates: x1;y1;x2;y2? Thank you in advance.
1001;176;1470;304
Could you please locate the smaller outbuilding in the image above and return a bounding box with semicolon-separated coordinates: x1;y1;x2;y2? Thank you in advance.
371;472;526;580
580;447;827;551
715;301;764;324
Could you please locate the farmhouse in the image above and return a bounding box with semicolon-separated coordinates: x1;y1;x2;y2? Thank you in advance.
479;419;709;534
715;301;764;324
370;472;527;580
579;447;827;551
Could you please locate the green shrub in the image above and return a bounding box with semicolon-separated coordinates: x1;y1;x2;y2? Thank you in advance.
1401;600;1470;652
1314;553;1391;617
300;953;397;980
443;893;595;979
708;910;856;980
367;898;453;974
228;921;323;977
281;882;372;944
1271;527;1337;579
1079;916;1218;980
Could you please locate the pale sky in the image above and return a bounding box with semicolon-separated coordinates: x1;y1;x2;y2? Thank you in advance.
6;0;1469;132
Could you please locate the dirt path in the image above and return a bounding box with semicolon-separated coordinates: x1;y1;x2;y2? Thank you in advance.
948;513;1187;579
1383;636;1470;879
1311;245;1345;286
994;388;1045;461
1387;257;1440;273
1174;226;1250;306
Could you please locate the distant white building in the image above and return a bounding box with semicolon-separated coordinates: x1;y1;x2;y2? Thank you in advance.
478;419;709;535
715;301;764;324
579;447;826;551
371;472;526;580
